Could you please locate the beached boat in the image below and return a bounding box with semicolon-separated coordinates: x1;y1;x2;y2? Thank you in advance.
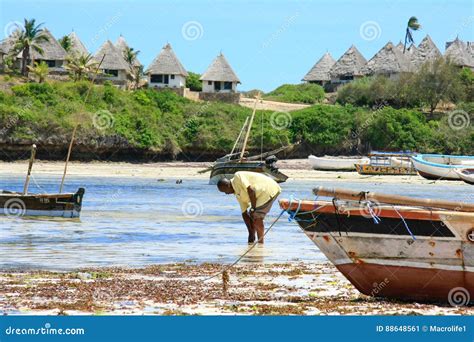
308;155;369;171
455;168;474;185
355;151;417;175
280;187;474;302
412;154;474;180
1;143;85;218
201;96;295;184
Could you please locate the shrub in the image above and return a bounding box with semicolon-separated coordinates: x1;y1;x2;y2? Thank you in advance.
264;83;325;104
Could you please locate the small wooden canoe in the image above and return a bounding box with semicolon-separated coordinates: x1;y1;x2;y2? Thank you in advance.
280;187;474;303
455;168;474;185
355;151;416;175
0;188;85;218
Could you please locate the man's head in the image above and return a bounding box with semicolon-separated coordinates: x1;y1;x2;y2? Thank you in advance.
217;178;234;194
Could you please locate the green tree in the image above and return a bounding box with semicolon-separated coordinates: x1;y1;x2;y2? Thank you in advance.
123;46;141;89
186;71;202;91
12;18;49;76
403;16;421;53
65;53;98;81
413;57;462;114
27;61;49;83
58;35;72;52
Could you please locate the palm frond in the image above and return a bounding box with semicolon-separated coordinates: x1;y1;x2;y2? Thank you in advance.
407;16;421;30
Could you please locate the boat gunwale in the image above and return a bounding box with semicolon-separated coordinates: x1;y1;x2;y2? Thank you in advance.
412;154;474;169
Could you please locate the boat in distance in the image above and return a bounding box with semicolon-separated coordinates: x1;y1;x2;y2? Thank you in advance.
412;154;474;180
308;155;369;171
280;187;474;302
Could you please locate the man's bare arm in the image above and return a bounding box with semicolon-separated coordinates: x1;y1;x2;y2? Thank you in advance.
247;186;257;209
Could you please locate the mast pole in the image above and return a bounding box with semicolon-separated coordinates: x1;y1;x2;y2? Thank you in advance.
23;144;37;195
230;116;249;155
59;125;77;193
239;93;260;160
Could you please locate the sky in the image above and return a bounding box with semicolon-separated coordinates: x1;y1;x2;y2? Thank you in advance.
0;0;472;91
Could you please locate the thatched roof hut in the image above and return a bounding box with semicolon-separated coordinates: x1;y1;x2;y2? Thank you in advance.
302;52;335;83
16;28;67;62
444;37;474;68
363;42;412;76
93;40;129;71
68;31;89;56
200;53;240;82
329;45;367;79
115;35;141;67
146;43;187;76
411;35;441;69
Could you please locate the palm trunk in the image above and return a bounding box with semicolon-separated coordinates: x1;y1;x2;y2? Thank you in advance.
21;48;29;76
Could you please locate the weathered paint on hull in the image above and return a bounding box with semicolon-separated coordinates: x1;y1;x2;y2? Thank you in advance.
280;199;474;302
355;164;417;175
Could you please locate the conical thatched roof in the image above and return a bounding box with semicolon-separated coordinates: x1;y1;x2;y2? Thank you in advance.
0;31;19;55
145;43;188;76
329;45;367;78
396;42;404;52
468;42;474;60
68;31;88;56
411;35;441;69
16;28;67;60
302;52;335;82
93;40;129;70
115;35;141;67
200;53;240;82
363;42;412;75
444;37;474;67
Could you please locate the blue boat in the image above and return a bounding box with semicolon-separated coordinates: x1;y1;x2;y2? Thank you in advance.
411;154;474;180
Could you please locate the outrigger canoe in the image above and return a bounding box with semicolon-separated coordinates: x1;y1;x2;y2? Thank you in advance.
280;187;474;303
412;154;474;180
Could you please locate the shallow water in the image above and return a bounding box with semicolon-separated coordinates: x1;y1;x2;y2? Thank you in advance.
0;174;472;270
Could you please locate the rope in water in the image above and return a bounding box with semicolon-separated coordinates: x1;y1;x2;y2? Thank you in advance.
203;209;286;282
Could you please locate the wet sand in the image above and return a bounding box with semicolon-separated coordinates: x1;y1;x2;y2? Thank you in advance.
0;263;470;316
0;159;462;185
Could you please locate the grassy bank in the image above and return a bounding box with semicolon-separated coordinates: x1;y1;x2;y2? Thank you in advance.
0;81;472;161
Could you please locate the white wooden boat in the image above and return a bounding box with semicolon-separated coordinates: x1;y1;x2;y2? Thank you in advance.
308;155;369;171
412;154;474;180
280;187;474;303
455;168;474;185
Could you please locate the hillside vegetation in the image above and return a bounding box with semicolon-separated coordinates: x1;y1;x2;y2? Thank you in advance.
0;81;472;160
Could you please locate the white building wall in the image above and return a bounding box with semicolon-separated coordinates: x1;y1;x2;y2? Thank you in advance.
148;74;186;88
201;80;237;93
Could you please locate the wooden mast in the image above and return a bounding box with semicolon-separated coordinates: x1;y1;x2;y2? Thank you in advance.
314;186;474;212
23;144;37;195
239;93;260;160
230;116;249;155
59;126;77;193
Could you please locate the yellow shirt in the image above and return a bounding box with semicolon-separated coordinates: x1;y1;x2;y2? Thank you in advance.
231;171;281;213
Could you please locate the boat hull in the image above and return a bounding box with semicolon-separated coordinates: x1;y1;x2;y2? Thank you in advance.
412;154;474;181
355;164;417;175
455;169;474;185
209;161;288;184
308;155;369;171
0;188;85;218
280;199;474;302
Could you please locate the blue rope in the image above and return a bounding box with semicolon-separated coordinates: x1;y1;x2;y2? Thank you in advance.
393;207;416;241
367;201;381;224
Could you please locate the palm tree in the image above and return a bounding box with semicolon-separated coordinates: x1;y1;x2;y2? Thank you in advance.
123;46;141;89
12;19;49;76
403;16;421;53
28;61;49;83
58;35;72;52
65;53;98;81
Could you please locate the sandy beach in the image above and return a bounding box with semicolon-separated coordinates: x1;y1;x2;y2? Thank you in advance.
0;159;464;185
0;263;471;316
